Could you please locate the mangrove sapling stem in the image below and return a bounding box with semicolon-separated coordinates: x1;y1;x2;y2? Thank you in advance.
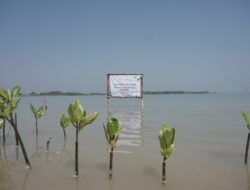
8;113;31;168
63;127;66;139
46;137;52;152
3;120;5;145
35;119;38;135
109;147;114;178
245;132;250;164
75;126;79;176
15;113;19;146
162;158;167;184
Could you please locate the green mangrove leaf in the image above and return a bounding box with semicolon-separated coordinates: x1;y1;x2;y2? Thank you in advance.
7;89;11;101
242;111;250;128
30;103;36;115
158;121;175;159
106;117;122;143
79;112;99;130
11;98;20;110
60;114;70;128
0;119;3;129
0;87;8;100
0;107;10;119
68;99;85;123
170;127;175;144
11;85;21;98
37;106;45;119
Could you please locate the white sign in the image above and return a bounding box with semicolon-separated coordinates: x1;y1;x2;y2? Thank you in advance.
108;74;143;98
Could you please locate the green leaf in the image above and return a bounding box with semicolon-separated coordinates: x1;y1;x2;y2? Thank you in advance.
68;99;85;123
0;119;3;129
11;98;20;110
106;117;122;142
79;112;99;130
7;90;11;101
11;85;21;98
60;114;70;128
30;103;36;114
242;111;250;128
158;121;175;159
0;107;10;119
0;87;8;100
37;106;45;119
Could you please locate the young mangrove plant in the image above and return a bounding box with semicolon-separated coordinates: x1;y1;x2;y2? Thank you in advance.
0;85;31;168
242;111;250;164
102;117;122;178
61;99;99;176
158;122;175;184
60;114;70;138
30;103;45;135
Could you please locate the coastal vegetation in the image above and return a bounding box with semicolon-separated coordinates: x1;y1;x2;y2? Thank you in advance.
0;85;31;168
158;122;175;184
30;103;45;135
102;117;122;178
24;90;211;97
60;114;70;138
60;99;99;176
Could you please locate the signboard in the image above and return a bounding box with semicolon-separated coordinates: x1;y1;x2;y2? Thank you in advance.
107;74;143;98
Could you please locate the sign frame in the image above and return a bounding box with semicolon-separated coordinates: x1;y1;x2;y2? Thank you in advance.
107;73;143;99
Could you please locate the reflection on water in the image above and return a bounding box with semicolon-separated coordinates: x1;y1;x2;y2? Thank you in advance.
107;101;144;151
21;170;31;190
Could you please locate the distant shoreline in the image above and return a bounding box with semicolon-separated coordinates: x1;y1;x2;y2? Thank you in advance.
21;90;212;97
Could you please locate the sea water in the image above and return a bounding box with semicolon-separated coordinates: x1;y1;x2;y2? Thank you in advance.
0;93;250;190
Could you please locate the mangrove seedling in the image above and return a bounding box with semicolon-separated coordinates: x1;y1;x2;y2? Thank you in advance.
30;103;45;135
0;85;31;168
61;99;99;176
102;117;122;178
60;114;70;138
158;122;175;184
242;111;250;164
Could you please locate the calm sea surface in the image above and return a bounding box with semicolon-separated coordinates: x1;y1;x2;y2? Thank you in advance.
1;93;250;190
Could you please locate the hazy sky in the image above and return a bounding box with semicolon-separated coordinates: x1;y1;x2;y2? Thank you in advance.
0;0;250;93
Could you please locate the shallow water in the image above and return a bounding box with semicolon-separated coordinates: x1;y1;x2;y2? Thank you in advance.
0;94;250;190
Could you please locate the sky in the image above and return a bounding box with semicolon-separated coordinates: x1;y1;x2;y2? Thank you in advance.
0;0;250;93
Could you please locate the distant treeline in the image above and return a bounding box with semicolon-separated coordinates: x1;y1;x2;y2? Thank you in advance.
23;90;211;97
144;90;210;95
